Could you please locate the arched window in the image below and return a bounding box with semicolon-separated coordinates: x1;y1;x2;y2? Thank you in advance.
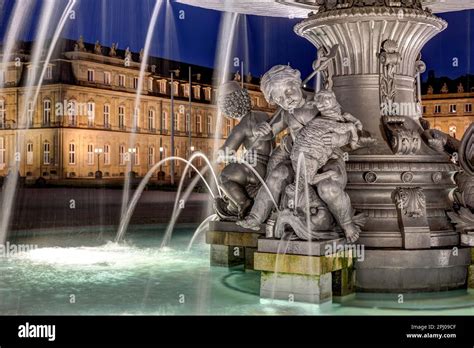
449;125;457;138
207;115;212;134
26;142;33;165
43;141;51;165
161;111;168;131
133;107;140;130
119;145;126;165
196;114;202;133
0;99;5;128
87;144;94;165
148;109;155;130
225;118;231;136
118;106;125;129
27;101;34;127
87;101;95;127
148;146;155;166
173;112;179;131
43;99;51;126
134;146;140;166
67;100;77;126
0;137;5;164
104;104;111;128
104;144;111;165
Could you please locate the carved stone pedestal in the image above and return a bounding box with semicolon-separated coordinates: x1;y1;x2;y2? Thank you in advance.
207;221;264;270
254;238;354;304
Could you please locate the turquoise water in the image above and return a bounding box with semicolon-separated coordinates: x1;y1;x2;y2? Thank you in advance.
1;225;474;315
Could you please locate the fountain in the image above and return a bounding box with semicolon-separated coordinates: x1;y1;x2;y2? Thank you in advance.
178;0;474;302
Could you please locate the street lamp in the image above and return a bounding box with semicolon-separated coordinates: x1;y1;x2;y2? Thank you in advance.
159;146;164;183
170;69;180;186
94;147;103;179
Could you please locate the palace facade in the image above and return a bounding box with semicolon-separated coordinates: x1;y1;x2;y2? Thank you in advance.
421;77;473;139
0;39;275;182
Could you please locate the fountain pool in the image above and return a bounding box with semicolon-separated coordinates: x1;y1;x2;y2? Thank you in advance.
1;225;473;315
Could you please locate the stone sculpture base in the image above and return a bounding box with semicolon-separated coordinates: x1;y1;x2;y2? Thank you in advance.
207;221;264;270
355;248;471;292
254;238;354;304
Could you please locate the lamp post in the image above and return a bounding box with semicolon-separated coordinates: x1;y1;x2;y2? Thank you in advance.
170;69;180;186
94;147;103;179
159;146;164;184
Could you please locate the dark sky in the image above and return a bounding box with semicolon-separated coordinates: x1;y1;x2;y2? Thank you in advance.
0;0;472;81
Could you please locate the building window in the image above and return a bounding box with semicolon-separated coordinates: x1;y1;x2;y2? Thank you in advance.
118;106;125;129
159;80;167;94
67;100;77;126
196;114;202;133
449;125;457;138
133;107;140;130
43;141;50;165
119;74;126;87
148;146;155;166
204;87;211;101
193;85;201;99
148;109;155;130
449;104;457;113
172;82;179;96
185;113;190;133
465;103;472;113
174;112;179;131
422;106;426;114
0;99;5;128
45;66;53;80
162;112;167;131
133;77;139;89
104;72;111;85
87;102;95;126
148;78;153;92
26;142;33;165
226;118;231;136
27;101;34;126
434;105;441;114
87;69;95;82
69;143;76;165
104;144;111;165
104;104;110;128
87;144;94;165
207;115;212;134
119;145;125;165
0;137;5;165
43;99;51;125
134;147;140;166
183;83;190;98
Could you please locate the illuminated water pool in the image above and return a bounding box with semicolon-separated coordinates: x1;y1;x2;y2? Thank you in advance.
1;225;473;315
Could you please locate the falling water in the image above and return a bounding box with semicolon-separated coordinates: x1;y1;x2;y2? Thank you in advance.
186;214;218;251
0;0;75;244
160;152;222;247
121;0;162;219
116;153;220;243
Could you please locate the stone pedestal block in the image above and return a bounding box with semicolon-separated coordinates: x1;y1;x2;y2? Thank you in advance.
468;264;474;289
254;239;354;304
210;245;244;267
260;271;332;304
207;221;263;269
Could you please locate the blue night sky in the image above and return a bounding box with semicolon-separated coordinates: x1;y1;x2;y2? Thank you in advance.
0;0;472;81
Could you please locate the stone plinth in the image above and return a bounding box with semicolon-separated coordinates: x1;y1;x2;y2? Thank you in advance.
207;221;264;270
254;238;354;304
469;249;474;289
355;248;471;292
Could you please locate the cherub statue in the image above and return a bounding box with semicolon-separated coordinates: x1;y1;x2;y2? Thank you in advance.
237;65;325;232
109;43;117;57
288;89;370;242
214;81;273;220
94;41;102;55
